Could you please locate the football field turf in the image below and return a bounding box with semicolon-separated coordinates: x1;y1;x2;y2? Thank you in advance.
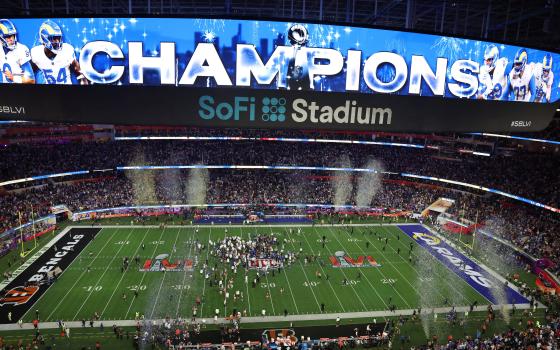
21;224;492;323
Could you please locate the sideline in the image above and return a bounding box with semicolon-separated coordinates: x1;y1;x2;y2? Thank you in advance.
0;303;535;331
68;223;415;229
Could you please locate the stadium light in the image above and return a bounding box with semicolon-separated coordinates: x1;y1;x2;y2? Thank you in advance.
0;170;90;187
0;120;29;124
472;151;491;156
115;136;426;149
469;133;560;145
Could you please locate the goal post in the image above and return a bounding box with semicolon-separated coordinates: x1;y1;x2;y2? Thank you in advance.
436;213;477;252
18;208;38;258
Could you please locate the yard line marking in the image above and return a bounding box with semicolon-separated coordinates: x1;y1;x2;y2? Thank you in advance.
332;226;411;309
314;227;368;311
150;226;183;319
299;227;346;312
45;228;120;321
199;226;213;318
240;228;254;316
100;227;151;318
380;225;476;305
370;226;453;302
124;227;168;319
282;227;324;313
72;228;135;320
266;225;299;314
263;272;276;316
221;227;232;318
174;230;196;319
242;227;275;316
243;230;253;317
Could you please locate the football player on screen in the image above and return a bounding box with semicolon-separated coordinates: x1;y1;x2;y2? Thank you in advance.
477;45;509;100
30;20;88;85
0;19;35;84
534;53;554;103
507;48;536;102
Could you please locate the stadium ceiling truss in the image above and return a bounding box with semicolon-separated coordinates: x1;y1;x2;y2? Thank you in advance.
1;0;559;51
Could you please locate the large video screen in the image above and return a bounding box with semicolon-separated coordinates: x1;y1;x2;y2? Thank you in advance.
0;17;558;131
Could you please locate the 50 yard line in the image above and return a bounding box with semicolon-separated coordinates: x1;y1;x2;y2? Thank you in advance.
266;225;299;314
242;226;275;316
243;227;253;316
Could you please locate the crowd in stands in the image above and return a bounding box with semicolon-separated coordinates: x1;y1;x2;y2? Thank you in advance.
0;135;558;276
7;309;558;349
129;317;208;349
1;139;559;207
1;170;558;271
1;313;556;349
399;308;560;350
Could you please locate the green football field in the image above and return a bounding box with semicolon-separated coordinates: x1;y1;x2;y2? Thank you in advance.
22;224;490;322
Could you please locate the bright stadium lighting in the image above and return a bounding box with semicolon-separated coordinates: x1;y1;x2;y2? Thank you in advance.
470;133;560;145
114;135;426;148
472;151;491;156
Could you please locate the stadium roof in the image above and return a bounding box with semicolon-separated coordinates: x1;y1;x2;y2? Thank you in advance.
2;0;559;51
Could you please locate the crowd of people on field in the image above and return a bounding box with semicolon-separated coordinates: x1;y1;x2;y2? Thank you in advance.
211;234;296;271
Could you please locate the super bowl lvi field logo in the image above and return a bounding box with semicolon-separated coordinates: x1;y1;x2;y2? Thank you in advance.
140;254;194;272
329;251;381;268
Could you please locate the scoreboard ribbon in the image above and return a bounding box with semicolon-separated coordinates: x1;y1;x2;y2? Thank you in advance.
0;17;558;131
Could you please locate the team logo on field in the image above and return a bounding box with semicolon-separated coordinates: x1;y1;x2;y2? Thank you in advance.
140;254;194;272
0;285;40;306
412;232;441;245
329;251;381;268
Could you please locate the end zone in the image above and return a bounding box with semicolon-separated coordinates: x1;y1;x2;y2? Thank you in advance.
397;224;528;305
0;228;102;324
